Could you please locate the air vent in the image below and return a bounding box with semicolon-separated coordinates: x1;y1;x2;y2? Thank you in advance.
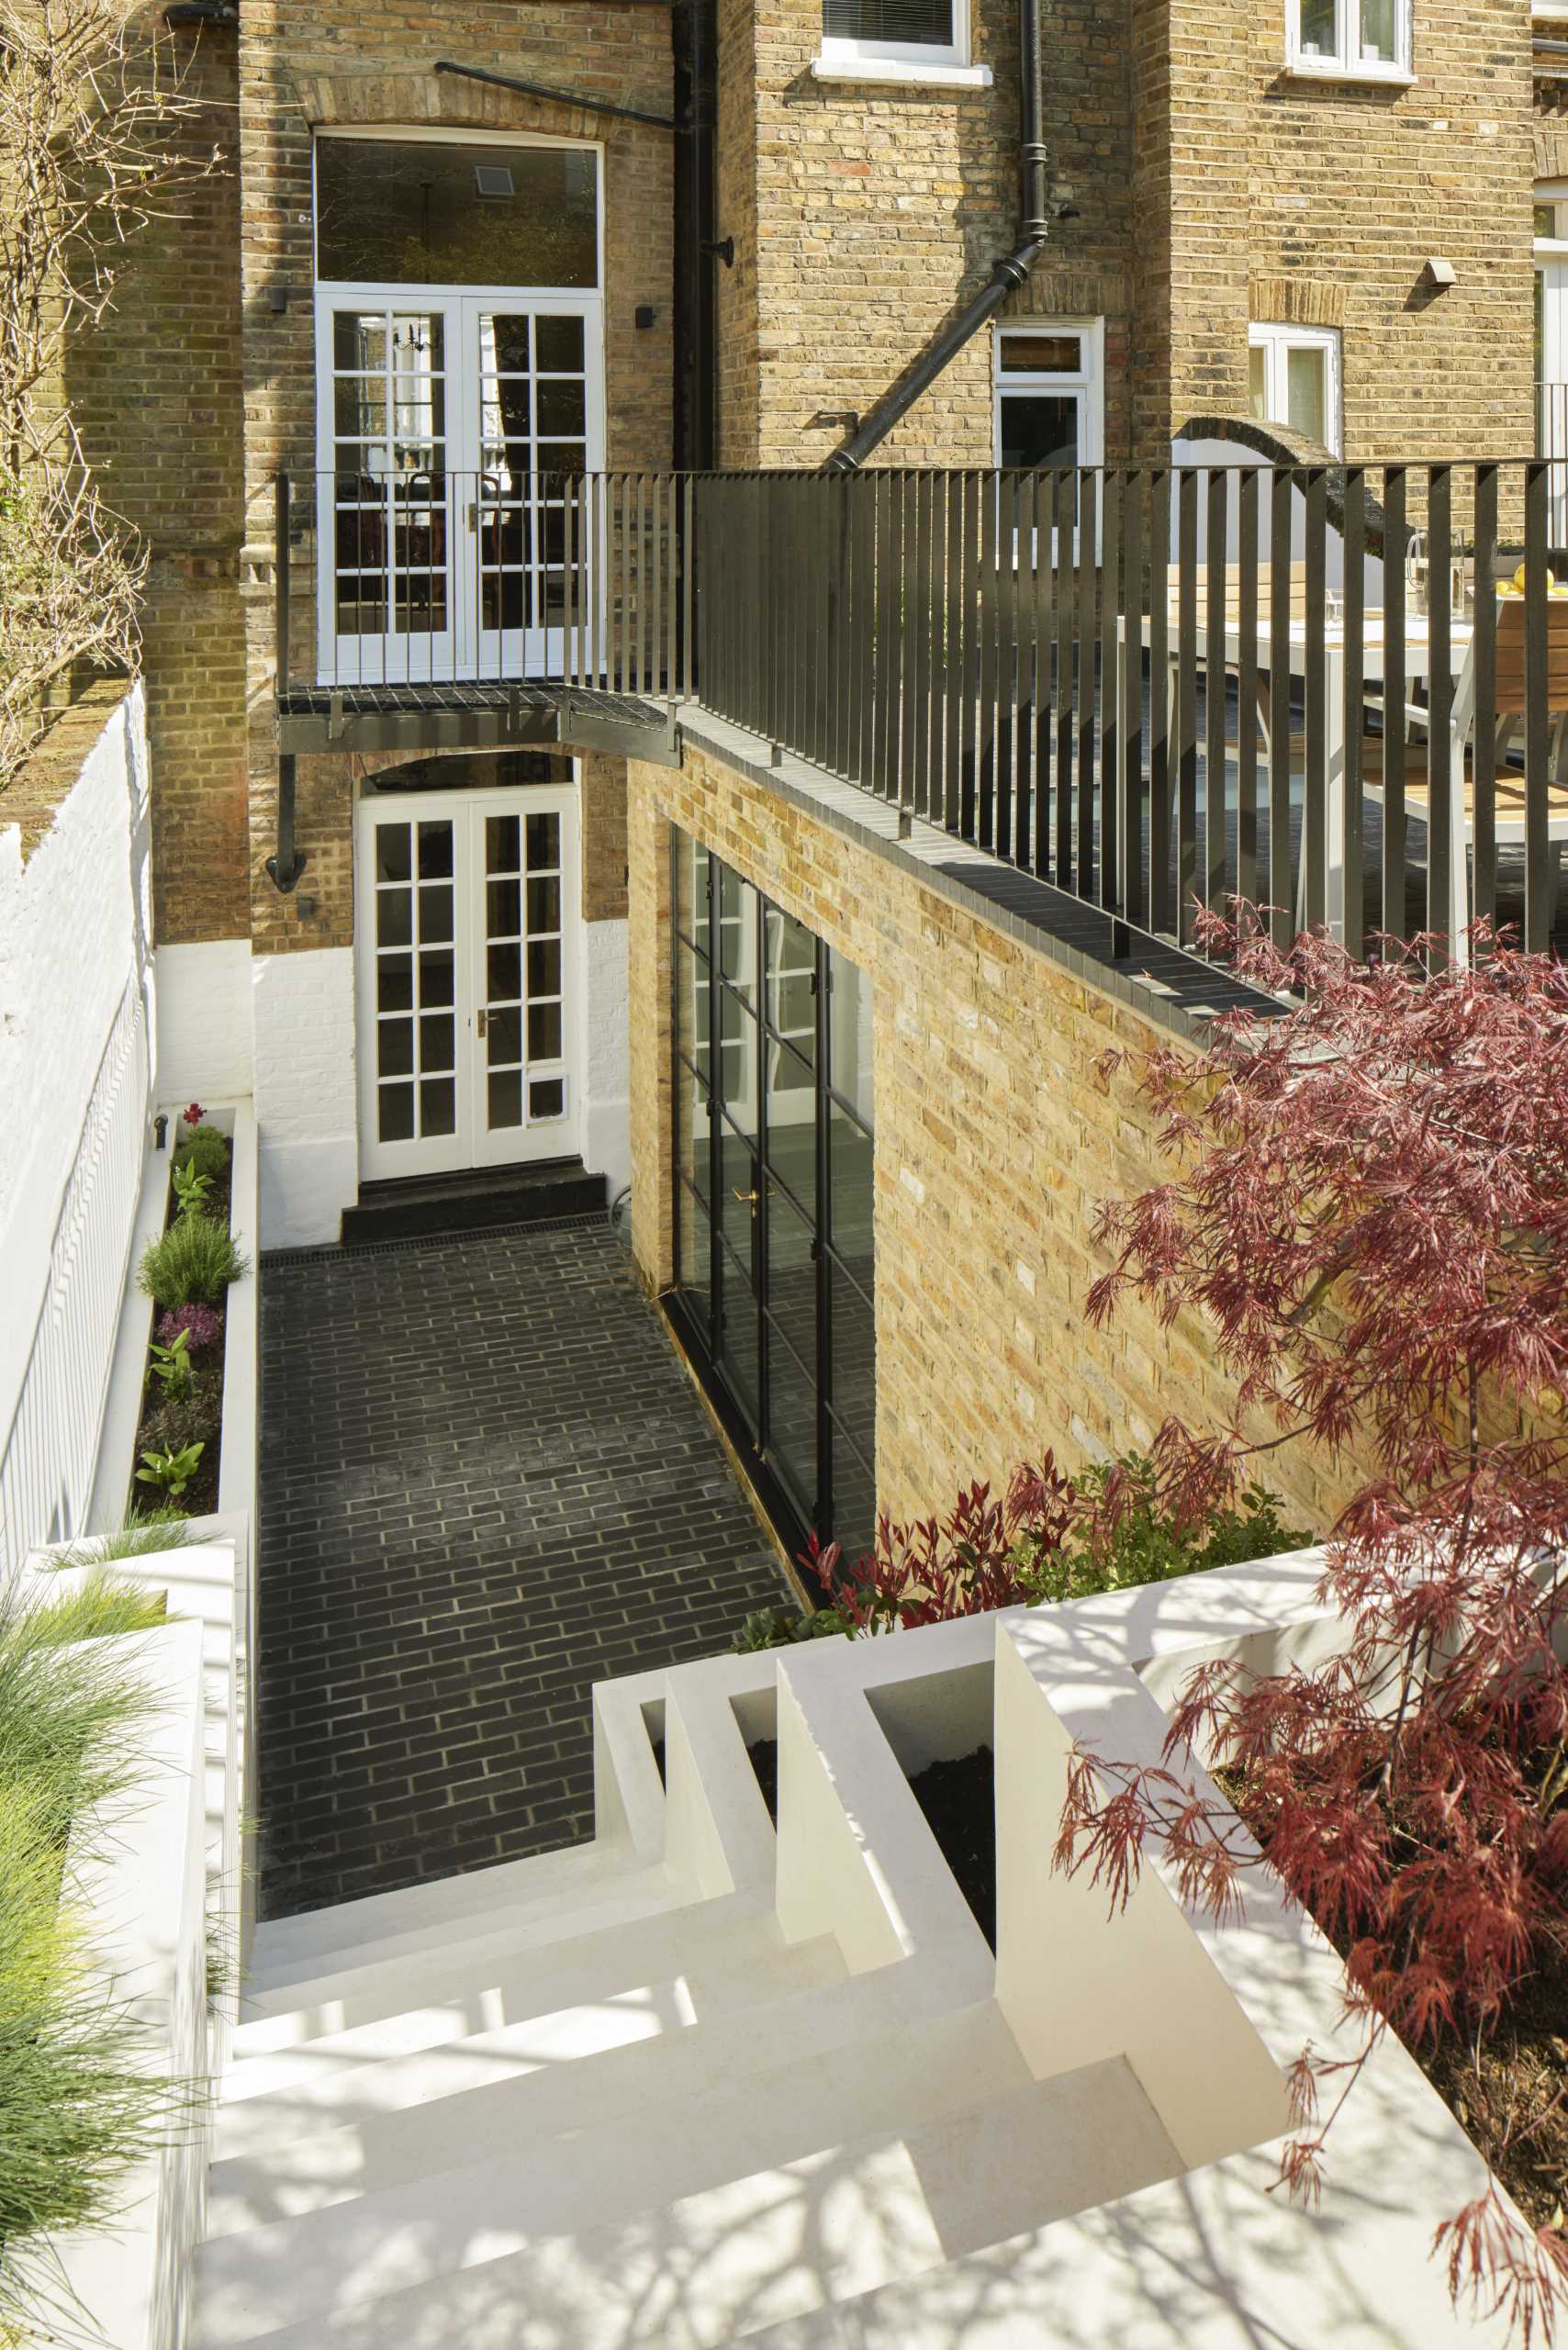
474;164;515;200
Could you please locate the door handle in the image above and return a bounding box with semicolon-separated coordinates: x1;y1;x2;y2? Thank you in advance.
476;1008;488;1038
731;1188;758;1206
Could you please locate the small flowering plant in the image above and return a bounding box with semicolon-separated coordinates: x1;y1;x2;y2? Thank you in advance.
183;1101;205;1128
156;1304;222;1352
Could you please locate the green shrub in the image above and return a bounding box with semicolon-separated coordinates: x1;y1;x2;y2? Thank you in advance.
137;1211;247;1308
734;1604;854;1655
0;1576;188;2342
1018;1455;1313;1607
173;1124;229;1182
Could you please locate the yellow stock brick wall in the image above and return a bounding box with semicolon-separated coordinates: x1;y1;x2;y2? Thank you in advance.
235;6;677;953
627;739;1371;1535
70;10;249;946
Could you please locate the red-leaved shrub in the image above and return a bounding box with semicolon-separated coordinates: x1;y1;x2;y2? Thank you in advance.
1056;914;1568;2341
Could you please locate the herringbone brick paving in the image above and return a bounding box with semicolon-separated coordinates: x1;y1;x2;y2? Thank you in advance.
257;1217;792;1919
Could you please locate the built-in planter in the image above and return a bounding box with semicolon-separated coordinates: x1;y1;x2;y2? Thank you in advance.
125;1108;243;1520
868;1657;997;1950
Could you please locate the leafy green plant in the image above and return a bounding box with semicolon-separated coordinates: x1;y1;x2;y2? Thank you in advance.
170;1159;213;1218
134;1441;203;1501
0;1572;190;2343
137;1211;247;1309
172;1124;229;1184
734;1603;854;1654
1017;1456;1313;1606
148;1325;193;1400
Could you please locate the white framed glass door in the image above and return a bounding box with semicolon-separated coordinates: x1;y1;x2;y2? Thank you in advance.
469;297;604;679
355;786;579;1181
315;289;603;686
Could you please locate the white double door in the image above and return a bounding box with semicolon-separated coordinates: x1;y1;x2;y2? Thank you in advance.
316;286;604;684
355;786;578;1181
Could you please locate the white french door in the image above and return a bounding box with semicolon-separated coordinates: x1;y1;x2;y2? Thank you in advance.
354;787;579;1181
316;290;604;686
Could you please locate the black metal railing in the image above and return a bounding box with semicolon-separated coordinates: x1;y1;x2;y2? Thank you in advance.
269;459;1568;959
273;468;691;700
689;462;1568;958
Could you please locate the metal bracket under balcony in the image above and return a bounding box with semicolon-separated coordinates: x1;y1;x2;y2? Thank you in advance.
274;680;680;764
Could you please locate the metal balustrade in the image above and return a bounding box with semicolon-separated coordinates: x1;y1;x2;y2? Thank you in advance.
272;460;1568;960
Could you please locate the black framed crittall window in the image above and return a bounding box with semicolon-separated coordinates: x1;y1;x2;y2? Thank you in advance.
669;830;876;1563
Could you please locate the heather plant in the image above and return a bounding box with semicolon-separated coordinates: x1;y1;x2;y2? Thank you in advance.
138;1211;247;1308
157;1303;222;1353
1055;914;1568;2341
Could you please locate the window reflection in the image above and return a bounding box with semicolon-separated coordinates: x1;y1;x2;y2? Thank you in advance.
316;139;599;289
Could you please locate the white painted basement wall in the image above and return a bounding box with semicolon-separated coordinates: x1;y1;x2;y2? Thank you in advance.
0;688;154;1574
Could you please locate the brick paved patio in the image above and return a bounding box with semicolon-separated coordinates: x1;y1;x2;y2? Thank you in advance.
256;1216;794;1919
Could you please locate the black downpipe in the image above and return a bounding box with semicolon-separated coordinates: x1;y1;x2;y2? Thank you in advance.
826;0;1047;471
672;0;719;467
266;755;304;894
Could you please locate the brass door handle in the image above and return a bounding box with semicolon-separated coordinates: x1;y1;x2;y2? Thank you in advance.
731;1188;758;1205
476;1008;488;1038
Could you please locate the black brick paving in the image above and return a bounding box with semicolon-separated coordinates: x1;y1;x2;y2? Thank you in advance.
257;1218;793;1919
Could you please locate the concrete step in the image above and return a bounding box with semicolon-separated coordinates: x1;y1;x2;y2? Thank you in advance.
338;1158;607;1246
194;2053;1178;2350
233;1867;720;2053
207;1937;875;2230
221;1892;775;2109
195;2001;1028;2344
244;1853;673;2001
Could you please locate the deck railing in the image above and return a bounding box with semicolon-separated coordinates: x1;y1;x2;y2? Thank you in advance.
689;461;1567;958
272;459;1568;960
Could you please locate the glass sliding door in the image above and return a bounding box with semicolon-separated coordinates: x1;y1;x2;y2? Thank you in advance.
670;831;877;1560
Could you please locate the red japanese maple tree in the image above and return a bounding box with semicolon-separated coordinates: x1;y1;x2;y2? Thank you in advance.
1058;914;1568;2342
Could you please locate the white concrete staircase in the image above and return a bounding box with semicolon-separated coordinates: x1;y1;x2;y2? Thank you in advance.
191;1637;1183;2349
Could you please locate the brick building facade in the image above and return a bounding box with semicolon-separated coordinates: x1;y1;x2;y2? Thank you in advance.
98;0;1566;1548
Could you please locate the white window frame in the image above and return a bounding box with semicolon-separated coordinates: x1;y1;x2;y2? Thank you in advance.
813;0;992;85
1249;321;1343;457
1284;0;1414;84
992;319;1104;473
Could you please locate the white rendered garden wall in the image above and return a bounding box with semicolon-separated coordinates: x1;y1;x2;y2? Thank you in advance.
0;688;154;1575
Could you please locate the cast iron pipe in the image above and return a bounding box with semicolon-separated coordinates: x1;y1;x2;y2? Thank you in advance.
266;755;305;894
433;59;678;132
826;0;1047;470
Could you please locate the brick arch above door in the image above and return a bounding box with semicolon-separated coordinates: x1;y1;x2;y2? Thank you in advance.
292;70;609;148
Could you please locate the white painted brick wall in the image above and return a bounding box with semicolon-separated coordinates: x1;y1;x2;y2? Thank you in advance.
252;946;358;1248
0;688;153;1565
155;939;254;1106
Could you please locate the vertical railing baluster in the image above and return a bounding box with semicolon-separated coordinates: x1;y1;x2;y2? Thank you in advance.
1076;468;1098;900
995;473;1017;858
977;471;999;849
1341;466;1366;960
1204;465;1228;921
1176;468;1199;942
1269;468;1294;948
1525;458;1552;952
1426;464;1453;960
912;472;933;818
1099;468;1122;911
1303;465;1329;937
1018;471;1039;868
943;474;964;832
1120;466;1144;930
1055;469;1074;887
960;472;981;840
1473;464;1497;938
1148;468;1170;930
1380;464;1407;948
1237;468;1259;912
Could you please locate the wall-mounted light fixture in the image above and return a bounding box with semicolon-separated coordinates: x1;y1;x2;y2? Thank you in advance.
635;305;656;330
702;237;735;268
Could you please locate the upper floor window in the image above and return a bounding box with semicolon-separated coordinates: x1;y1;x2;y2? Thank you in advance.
315;135;599;290
817;0;987;79
1249;322;1343;456
1286;0;1412;80
994;323;1104;471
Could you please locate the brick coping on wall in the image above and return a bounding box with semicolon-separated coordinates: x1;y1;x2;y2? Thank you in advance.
675;706;1282;1047
1;677;132;865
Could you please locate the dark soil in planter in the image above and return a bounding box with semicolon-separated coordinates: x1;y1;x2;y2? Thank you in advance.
128;1136;234;1521
747;1737;778;1824
908;1745;996;1952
